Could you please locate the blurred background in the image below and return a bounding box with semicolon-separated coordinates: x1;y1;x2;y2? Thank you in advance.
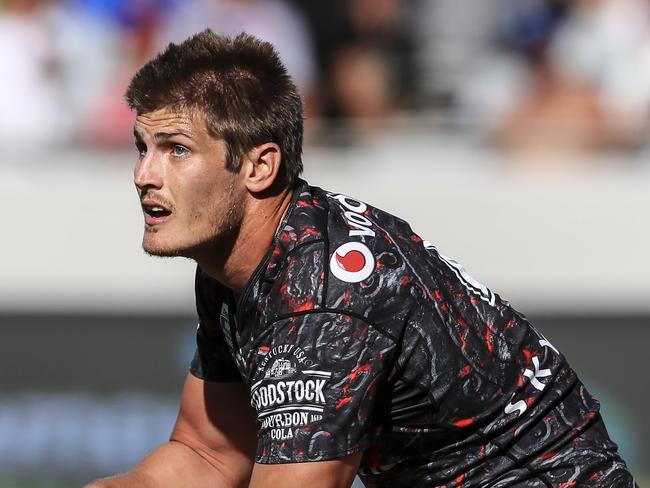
1;0;649;486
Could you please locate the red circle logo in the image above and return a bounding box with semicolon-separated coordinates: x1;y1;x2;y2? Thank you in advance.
330;242;374;283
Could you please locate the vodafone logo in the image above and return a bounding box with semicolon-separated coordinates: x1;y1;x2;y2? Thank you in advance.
330;242;375;283
327;193;376;238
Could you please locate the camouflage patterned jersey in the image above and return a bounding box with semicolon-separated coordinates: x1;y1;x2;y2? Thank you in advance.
190;181;637;487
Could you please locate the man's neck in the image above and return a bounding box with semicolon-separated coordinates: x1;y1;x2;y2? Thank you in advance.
197;188;294;295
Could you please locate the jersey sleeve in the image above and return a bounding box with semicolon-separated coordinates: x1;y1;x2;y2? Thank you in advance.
250;311;397;464
189;268;242;383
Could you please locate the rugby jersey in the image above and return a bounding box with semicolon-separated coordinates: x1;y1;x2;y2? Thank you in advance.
190;181;637;487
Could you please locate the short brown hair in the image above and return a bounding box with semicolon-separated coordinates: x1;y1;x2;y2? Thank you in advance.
125;30;304;186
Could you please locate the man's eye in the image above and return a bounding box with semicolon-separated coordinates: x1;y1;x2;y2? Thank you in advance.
136;144;147;157
172;145;189;157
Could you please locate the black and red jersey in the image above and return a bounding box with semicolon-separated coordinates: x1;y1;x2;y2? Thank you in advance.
190;181;637;487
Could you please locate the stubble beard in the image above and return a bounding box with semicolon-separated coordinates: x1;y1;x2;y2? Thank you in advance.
142;179;244;261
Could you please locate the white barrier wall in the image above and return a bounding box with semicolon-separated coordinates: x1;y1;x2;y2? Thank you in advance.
2;142;649;314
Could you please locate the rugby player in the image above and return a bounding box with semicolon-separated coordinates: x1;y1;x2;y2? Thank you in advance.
86;30;638;487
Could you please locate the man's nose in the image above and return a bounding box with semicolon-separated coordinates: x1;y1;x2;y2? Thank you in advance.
134;153;163;191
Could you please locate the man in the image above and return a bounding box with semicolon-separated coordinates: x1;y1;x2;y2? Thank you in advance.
88;30;637;487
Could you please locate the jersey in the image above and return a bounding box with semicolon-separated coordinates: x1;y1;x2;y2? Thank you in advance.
190;181;637;487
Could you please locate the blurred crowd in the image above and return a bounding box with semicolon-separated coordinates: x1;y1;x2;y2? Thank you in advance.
2;0;650;157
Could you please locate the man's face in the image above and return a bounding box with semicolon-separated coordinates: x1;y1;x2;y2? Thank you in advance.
133;107;244;259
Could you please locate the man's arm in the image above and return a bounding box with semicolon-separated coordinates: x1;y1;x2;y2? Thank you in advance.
249;454;362;488
86;373;258;488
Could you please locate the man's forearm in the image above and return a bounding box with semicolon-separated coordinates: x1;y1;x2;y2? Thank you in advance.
85;469;158;488
85;440;249;488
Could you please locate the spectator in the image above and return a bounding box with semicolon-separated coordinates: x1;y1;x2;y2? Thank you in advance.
492;0;650;160
80;0;170;147
492;0;613;159
551;0;650;150
413;0;506;111
157;0;315;105
294;0;417;136
0;0;63;149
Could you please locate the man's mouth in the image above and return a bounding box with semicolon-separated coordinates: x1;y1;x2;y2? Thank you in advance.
141;200;173;225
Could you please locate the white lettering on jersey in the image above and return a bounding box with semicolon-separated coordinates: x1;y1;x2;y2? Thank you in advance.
523;356;552;391
327;193;376;238
252;344;333;443
252;346;332;422
423;241;496;306
251;378;328;413
504;399;528;417
504;340;558;418
539;339;559;356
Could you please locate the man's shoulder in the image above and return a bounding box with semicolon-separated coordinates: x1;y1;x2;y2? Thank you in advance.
296;184;419;258
275;183;511;335
270;183;422;337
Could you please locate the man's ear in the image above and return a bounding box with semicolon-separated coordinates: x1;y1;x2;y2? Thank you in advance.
242;142;282;193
